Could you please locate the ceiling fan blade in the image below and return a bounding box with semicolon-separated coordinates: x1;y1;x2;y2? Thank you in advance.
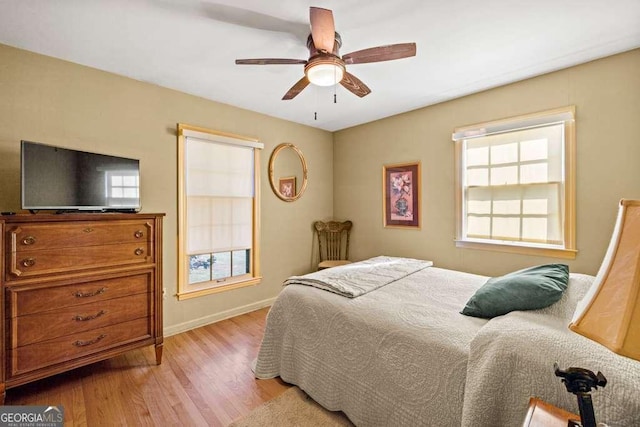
340;72;371;98
310;7;335;52
236;58;307;65
282;76;310;100
342;43;417;65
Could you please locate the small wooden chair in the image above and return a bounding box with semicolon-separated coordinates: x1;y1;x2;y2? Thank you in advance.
314;220;353;270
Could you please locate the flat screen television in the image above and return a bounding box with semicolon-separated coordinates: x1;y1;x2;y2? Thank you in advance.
21;140;141;212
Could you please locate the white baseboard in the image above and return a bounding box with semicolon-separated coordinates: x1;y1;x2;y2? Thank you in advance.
164;297;277;337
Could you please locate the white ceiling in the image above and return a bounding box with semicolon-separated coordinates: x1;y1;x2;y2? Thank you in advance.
0;0;639;131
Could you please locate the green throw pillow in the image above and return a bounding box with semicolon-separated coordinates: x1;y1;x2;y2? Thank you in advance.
461;264;569;318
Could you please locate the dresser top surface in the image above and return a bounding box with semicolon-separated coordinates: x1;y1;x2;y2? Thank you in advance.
0;213;165;223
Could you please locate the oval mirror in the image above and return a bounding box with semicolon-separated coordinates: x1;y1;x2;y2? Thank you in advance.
268;143;308;202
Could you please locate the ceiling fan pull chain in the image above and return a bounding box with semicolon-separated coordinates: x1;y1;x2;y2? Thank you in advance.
333;65;338;104
314;84;319;120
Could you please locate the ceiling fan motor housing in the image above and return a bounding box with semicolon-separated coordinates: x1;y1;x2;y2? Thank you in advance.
306;32;342;56
305;32;345;86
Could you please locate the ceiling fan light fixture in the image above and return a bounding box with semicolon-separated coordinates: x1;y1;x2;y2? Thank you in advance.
306;62;344;86
236;8;416;100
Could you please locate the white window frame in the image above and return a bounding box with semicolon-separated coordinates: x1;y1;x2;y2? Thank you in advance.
453;106;577;259
177;124;263;300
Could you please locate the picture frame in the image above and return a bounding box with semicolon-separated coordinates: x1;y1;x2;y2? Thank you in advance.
383;162;421;228
278;176;296;199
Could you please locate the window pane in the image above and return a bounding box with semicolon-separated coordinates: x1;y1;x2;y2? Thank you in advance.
213;251;231;280
232;249;249;276
187;197;246;271
467;168;488;186
189;254;211;284
520;139;548;161
466;146;489;166
123;188;137;198
212;198;232;225
212;225;232;252
522;218;548;241
123;176;137;186
520;163;548;184
492;217;520;240
187;197;212;253
186;140;254;197
493;199;520;215
467;216;490;238
467;200;491;215
111;188;123;198
490;166;518;185
112;176;123;186
491;142;517;165
232;198;253;248
523;199;548;215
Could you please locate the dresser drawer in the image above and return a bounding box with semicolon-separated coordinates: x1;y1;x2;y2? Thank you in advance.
7;273;151;316
9;317;151;376
7;242;152;280
7;220;152;252
12;292;150;347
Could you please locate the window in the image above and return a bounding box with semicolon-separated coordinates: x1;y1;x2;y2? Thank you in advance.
453;106;576;259
106;170;139;206
177;124;263;300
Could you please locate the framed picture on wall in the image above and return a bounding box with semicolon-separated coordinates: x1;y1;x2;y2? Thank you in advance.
278;176;296;199
383;162;421;228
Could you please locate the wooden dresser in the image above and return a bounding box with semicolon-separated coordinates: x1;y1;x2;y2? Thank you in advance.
0;213;164;402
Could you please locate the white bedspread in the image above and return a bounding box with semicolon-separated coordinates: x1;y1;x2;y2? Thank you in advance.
462;274;640;427
255;265;488;426
283;256;433;297
255;261;640;426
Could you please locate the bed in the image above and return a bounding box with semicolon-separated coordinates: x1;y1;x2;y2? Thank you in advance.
253;256;640;427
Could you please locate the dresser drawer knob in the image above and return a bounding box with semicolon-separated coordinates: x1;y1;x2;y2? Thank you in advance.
21;236;37;245
135;248;144;256
21;258;36;268
73;310;106;322
134;230;144;239
73;334;106;347
83;227;94;233
74;287;107;298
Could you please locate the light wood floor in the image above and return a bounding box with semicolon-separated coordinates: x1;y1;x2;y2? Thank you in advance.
6;307;291;426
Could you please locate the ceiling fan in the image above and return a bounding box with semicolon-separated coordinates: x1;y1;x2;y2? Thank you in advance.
235;7;417;100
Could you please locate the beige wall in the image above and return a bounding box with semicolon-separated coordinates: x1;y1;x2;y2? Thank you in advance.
334;49;640;277
0;44;334;333
2;42;638;331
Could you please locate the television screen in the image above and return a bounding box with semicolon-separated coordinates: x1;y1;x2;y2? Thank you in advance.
21;141;141;211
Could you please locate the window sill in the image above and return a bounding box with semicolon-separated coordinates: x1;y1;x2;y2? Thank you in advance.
455;240;577;259
177;276;262;300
